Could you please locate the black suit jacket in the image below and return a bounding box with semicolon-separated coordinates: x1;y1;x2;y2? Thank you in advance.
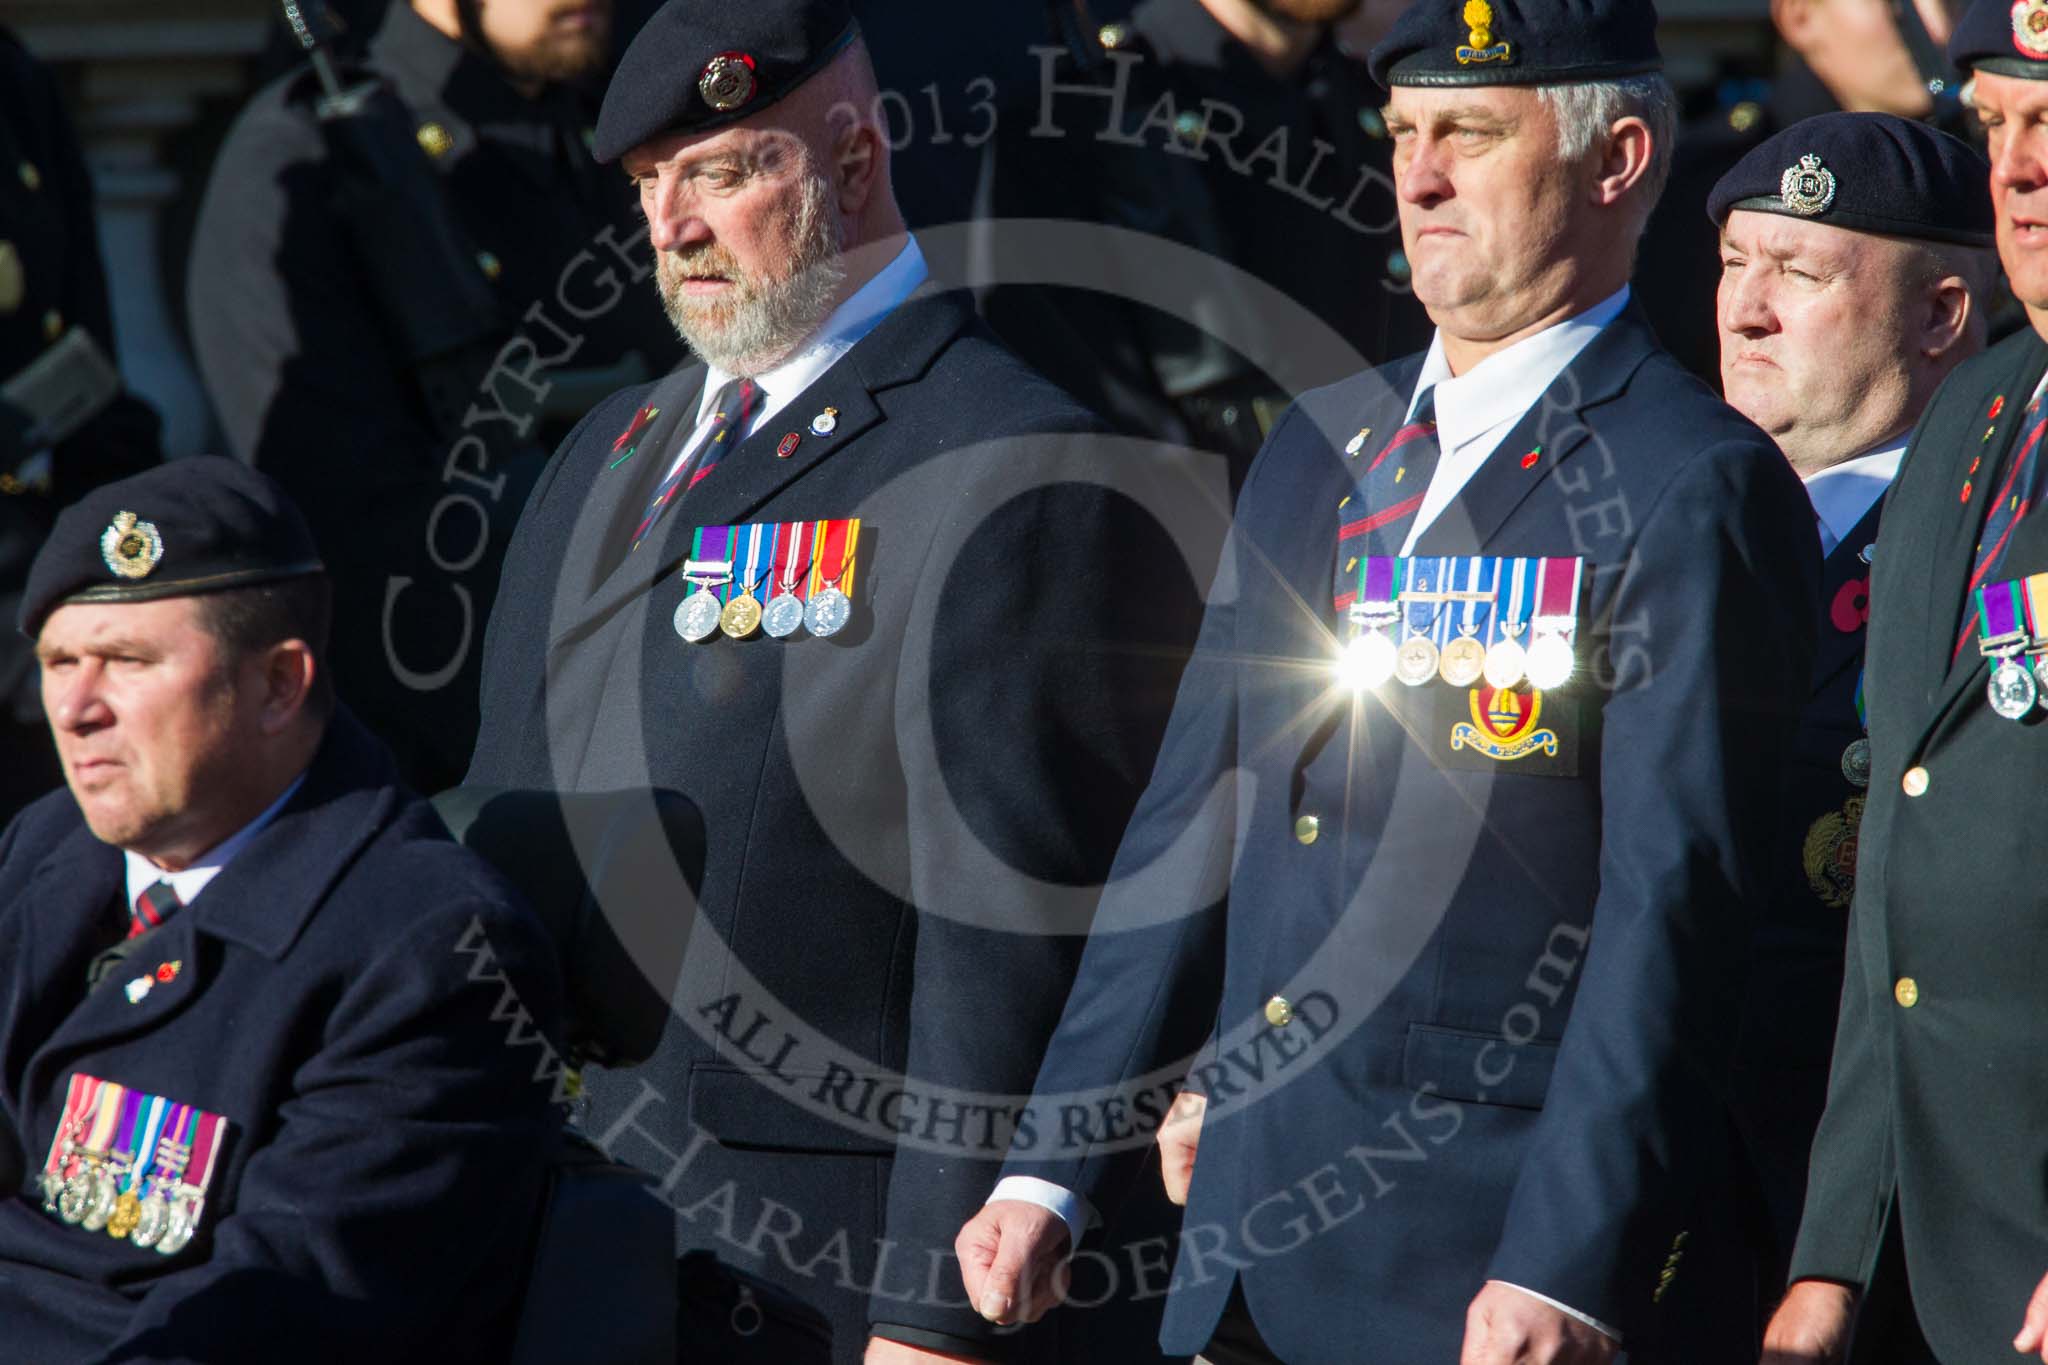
1793;328;2048;1360
0;710;564;1363
467;288;1208;1363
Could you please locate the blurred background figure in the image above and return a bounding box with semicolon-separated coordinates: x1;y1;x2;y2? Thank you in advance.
1638;0;1979;381
970;0;1428;493
185;0;681;794
0;25;162;826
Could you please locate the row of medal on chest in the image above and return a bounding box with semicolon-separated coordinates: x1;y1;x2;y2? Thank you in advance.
1976;573;2048;722
42;1077;225;1256
671;519;860;644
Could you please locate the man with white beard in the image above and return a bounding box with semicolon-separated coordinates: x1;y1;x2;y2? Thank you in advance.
465;2;1204;1362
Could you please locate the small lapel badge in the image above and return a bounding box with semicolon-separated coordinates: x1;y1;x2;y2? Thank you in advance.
124;977;153;1005
810;407;840;437
1991;395;2007;420
415;121;453;159
155;961;182;985
777;433;800;459
1345;427;1372;457
1520;447;1543;470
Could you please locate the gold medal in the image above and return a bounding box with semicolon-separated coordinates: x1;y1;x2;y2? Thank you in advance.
107;1191;142;1240
1440;634;1486;687
720;591;762;639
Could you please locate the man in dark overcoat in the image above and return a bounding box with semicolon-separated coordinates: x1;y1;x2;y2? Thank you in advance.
0;457;564;1362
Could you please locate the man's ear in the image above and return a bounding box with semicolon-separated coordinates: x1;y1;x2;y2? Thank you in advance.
256;639;317;736
1920;274;1976;364
1773;0;1820;53
1592;115;1653;208
834;119;883;215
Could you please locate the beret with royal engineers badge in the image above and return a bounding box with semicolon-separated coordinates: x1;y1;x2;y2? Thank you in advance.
19;455;323;637
1368;0;1662;89
592;0;860;164
1706;110;1995;247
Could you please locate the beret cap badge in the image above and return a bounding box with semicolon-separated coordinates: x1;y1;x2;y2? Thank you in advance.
1456;0;1513;66
2015;0;2048;57
99;511;162;580
1779;153;1838;217
698;52;759;113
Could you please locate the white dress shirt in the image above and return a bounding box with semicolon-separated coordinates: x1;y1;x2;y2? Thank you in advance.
123;774;306;914
1803;442;1906;560
987;290;1644;1342
659;238;931;486
1399;286;1634;554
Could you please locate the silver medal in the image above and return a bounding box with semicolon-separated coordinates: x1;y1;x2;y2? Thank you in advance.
57;1169;94;1225
805;587;852;638
2035;652;2048;692
1989;657;2039;720
673;588;724;643
154;1197;197;1256
762;593;806;639
132;1189;170;1248
1840;737;1872;789
79;1166;118;1231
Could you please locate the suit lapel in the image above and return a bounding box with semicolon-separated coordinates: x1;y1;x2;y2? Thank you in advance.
1915;337;2048;741
5;827;121;1075
554;291;977;647
1410;303;1659;556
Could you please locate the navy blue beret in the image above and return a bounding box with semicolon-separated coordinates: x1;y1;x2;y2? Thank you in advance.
21;456;324;637
1369;0;1661;89
1953;0;2048;79
593;0;859;163
1707;111;1994;248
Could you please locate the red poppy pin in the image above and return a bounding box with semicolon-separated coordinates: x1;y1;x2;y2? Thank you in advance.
1990;395;2006;420
1520;447;1543;470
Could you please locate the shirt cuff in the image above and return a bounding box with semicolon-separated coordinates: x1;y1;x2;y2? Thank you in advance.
1492;1281;1622;1342
987;1176;1097;1244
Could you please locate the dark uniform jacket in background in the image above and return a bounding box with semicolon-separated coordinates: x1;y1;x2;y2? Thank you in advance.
1793;328;2048;1362
187;4;679;794
975;0;1429;490
1006;304;1818;1364
0;27;160;818
468;287;1204;1364
1726;494;1881;1330
0;709;565;1364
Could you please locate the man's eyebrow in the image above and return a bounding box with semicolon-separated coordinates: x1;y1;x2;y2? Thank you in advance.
38;633;154;659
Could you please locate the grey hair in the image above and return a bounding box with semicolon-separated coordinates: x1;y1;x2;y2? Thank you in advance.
1536;75;1679;223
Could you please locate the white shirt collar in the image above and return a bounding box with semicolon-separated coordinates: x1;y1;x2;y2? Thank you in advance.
123;773;307;914
697;236;931;430
1803;440;1906;559
1409;287;1632;442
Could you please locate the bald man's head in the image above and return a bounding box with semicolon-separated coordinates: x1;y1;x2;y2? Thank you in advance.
622;38;908;375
